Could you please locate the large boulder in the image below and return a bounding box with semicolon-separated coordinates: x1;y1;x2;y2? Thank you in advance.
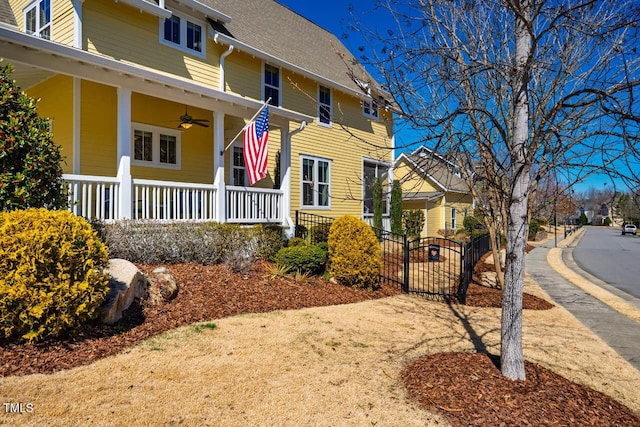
147;266;179;305
100;259;148;325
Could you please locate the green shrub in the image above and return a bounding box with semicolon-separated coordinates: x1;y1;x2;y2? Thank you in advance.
310;222;331;244
328;215;381;289
390;180;403;234
528;219;540;240
274;245;327;275
463;214;484;234
0;64;66;211
403;209;425;238
254;225;286;261
0;208;110;342
92;220;254;265
287;237;307;247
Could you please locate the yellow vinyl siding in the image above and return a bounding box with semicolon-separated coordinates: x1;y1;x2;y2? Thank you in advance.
130;94;214;183
80;81;117;176
395;158;439;195
25;75;74;173
427;200;443;237
224;51;261;99
52;0;73;45
445;194;474;231
82;0;219;87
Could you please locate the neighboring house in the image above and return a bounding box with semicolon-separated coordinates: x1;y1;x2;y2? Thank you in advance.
0;0;393;233
394;147;474;238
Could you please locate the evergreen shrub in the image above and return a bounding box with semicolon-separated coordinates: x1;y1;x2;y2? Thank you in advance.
274;245;327;275
0;208;109;342
328;215;381;289
0;63;66;211
403;209;425;238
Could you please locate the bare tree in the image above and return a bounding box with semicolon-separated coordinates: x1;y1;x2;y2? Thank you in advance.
352;0;639;380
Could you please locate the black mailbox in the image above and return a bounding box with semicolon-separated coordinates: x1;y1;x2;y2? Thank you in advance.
428;244;440;261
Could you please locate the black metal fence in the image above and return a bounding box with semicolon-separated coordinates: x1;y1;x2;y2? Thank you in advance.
294;211;491;304
458;233;492;304
294;211;334;245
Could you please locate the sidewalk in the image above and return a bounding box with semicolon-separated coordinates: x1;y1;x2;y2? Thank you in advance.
526;228;640;371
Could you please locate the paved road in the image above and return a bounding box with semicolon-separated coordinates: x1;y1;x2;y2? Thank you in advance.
572;226;640;300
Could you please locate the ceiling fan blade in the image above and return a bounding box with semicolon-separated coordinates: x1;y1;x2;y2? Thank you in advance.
193;121;209;127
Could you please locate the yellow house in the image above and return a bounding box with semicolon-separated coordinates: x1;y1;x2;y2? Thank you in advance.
0;0;394;233
395;147;474;237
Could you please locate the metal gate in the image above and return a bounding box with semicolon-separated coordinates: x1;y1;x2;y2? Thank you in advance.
405;237;464;301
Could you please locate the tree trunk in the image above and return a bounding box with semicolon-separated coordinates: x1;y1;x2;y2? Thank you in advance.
501;1;532;381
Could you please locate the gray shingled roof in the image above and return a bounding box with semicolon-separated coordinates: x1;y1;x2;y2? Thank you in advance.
0;0;378;97
402;149;471;193
204;0;375;95
0;0;17;27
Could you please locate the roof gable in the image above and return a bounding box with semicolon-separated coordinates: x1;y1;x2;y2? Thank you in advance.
395;149;471;194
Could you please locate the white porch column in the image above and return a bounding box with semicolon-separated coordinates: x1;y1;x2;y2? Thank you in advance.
280;126;292;228
213;111;226;222
117;87;132;219
73;0;83;49
72;78;81;173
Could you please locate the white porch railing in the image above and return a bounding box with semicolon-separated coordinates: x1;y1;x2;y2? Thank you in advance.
62;175;284;224
363;214;391;231
64;174;120;220
133;178;218;221
226;185;283;223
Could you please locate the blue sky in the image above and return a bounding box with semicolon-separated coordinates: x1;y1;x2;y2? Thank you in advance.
276;1;632;195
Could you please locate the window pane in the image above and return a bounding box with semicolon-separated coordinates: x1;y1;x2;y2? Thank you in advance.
303;159;314;184
318;161;329;183
319;105;331;124
363;162;376;214
265;87;279;106
264;64;279;87
187;21;201;52
26;8;36;34
39;0;50;27
318;184;329;206
134;130;152;161
160;134;176;164
233;146;245;167
164;16;180;44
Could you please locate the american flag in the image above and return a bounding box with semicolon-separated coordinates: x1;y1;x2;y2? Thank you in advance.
243;106;269;186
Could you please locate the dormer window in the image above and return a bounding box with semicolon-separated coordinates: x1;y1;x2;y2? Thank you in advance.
24;0;51;40
363;99;378;120
160;13;205;57
264;63;280;107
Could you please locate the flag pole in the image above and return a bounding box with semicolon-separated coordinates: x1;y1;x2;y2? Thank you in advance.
224;98;271;152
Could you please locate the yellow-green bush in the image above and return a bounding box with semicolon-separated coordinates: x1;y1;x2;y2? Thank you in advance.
328;215;381;290
0;208;110;342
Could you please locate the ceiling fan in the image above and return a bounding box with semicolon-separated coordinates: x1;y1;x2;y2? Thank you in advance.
177;106;210;129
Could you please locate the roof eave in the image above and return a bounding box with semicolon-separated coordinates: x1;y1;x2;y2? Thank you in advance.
210;30;369;101
0;27;312;123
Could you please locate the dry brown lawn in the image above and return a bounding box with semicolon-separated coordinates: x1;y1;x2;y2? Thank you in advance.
1;271;639;427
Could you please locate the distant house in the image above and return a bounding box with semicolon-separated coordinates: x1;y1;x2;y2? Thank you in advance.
0;0;393;234
394;147;474;237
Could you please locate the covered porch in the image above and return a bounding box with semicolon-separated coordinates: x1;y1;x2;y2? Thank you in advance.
0;27;311;228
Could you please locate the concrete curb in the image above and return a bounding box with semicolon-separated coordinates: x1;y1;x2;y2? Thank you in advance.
547;247;640;323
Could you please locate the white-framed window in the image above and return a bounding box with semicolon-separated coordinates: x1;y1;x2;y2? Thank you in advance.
132;123;181;169
263;63;280;107
363;99;379;120
301;155;331;209
24;0;51;40
318;85;332;126
160;13;205;57
231;144;248;186
363;160;390;215
451;207;457;229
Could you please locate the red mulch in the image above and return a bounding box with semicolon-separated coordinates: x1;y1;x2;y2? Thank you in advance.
1;256;638;426
402;352;640;426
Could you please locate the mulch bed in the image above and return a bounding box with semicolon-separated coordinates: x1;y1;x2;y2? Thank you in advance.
402;352;640;426
1;252;638;425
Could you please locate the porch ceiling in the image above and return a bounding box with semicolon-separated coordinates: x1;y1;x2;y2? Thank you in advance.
0;27;312;125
